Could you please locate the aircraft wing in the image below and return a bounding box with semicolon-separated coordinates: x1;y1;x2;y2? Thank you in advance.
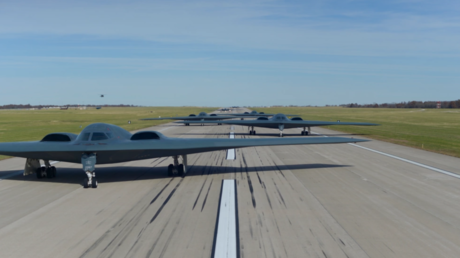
178;120;379;127
141;115;239;121
0;136;368;164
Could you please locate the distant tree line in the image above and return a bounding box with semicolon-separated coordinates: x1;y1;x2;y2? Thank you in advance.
341;100;460;109
0;104;138;109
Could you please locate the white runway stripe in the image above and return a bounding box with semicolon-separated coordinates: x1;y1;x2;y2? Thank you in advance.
213;180;238;258
226;132;235;160
312;131;460;180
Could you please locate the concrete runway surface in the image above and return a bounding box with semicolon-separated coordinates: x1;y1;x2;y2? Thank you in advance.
1;109;460;257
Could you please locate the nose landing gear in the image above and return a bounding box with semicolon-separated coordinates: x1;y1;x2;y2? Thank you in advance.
82;153;98;188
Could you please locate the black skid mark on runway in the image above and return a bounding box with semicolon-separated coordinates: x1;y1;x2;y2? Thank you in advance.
272;178;287;208
241;154;256;208
192;178;208;210
201;178;214;212
80;178;175;258
150;178;174;205
150;178;184;224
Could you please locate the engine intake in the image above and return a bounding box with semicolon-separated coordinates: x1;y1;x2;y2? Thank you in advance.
41;133;77;142
131;132;161;140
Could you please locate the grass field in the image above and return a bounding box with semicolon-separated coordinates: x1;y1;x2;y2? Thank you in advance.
0;106;216;160
257;107;460;158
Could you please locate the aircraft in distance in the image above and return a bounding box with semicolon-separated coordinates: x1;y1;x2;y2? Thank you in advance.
141;112;239;126
178;113;379;137
220;110;298;119
0;123;368;188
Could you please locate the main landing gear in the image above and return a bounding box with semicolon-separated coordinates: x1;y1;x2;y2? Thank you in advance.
300;126;311;136
35;160;57;179
168;155;187;177
248;126;256;135
24;159;57;179
82;153;98;188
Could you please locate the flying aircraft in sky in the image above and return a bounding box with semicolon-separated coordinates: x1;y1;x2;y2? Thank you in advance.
0;123;368;188
141;112;239;125
178;113;379;137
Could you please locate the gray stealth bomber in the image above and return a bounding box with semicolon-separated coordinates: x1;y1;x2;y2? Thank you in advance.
0;123;368;188
220;110;298;118
179;113;379;137
141;112;238;125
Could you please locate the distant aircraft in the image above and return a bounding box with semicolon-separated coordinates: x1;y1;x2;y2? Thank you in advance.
141;112;240;126
100;94;104;98
0;123;368;188
179;113;379;137
220;110;298;119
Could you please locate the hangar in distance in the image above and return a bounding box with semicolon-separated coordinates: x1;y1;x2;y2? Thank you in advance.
179;113;379;137
0;123;368;188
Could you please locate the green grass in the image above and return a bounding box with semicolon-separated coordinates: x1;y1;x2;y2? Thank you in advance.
257;107;460;158
0;106;216;160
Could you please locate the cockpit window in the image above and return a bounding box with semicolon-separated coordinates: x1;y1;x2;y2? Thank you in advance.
91;132;108;141
106;132;113;139
81;133;91;141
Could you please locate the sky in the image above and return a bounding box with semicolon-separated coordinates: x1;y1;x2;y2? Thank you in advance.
1;0;459;106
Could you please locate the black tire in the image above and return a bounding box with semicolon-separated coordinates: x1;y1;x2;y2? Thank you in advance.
46;169;53;178
36;167;43;179
83;179;90;188
177;164;184;177
253;131;256;135
305;131;309;135
168;164;174;177
92;179;98;188
51;166;56;178
301;131;304;135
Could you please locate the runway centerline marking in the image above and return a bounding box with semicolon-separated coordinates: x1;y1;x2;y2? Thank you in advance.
213;180;238;258
311;131;460;179
227;132;235;160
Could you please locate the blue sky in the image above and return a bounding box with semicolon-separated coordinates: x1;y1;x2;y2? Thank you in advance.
1;0;459;106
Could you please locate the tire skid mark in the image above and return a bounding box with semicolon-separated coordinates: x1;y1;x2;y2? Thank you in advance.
192;178;208;210
150;178;174;205
79;177;173;258
241;154;256;208
272;178;287;208
149;178;184;224
200;178;214;212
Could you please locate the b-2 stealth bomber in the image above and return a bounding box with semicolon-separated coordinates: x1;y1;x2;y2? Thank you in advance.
179;113;379;137
0;123;368;188
141;112;238;125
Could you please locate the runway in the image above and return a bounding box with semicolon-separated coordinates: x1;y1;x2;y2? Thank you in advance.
1;109;460;257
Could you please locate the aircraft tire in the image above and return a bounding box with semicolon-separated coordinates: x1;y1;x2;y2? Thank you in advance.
36;168;43;179
168;164;174;177
46;169;53;178
177;164;184;177
253;131;256;135
301;131;304;135
83;180;90;188
92;180;98;188
305;131;309;135
50;166;56;178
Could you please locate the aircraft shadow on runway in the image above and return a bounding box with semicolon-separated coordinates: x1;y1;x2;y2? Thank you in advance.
1;163;351;186
175;132;369;137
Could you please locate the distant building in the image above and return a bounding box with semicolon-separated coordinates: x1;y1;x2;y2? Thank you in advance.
436;101;441;109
